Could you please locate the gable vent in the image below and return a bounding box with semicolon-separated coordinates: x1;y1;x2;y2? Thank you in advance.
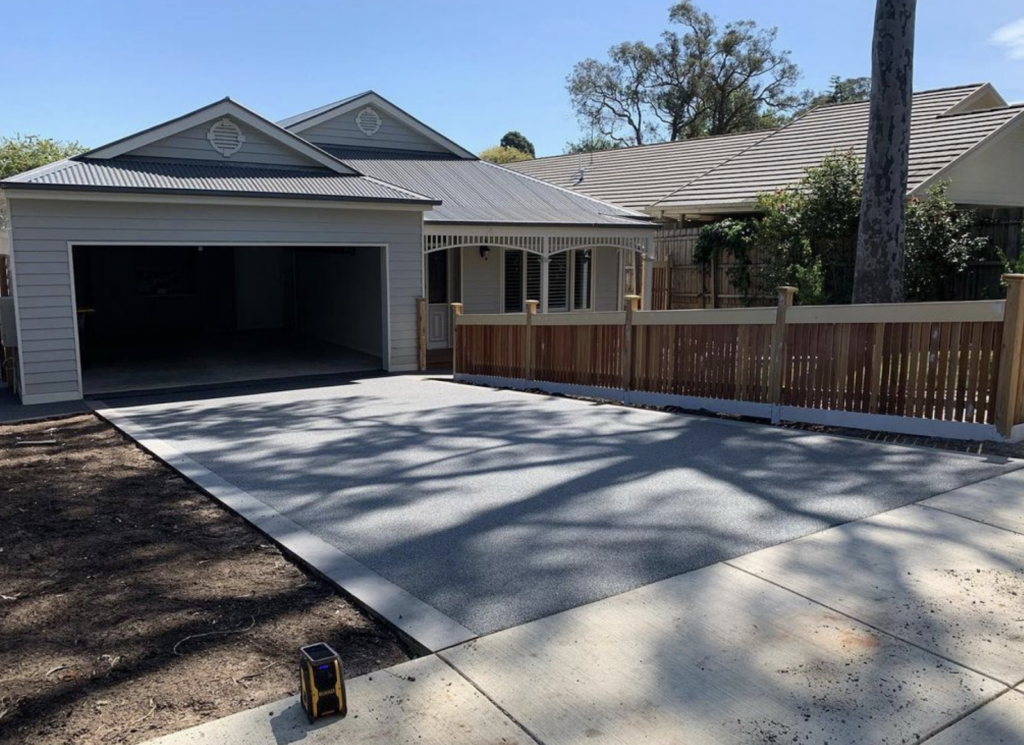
206;118;246;157
356;107;382;136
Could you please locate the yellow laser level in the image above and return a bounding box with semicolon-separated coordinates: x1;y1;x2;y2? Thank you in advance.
299;643;347;723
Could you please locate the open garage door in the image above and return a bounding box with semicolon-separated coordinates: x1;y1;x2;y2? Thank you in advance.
72;244;385;396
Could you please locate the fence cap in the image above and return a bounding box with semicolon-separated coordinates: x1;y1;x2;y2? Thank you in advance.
1002;273;1024;282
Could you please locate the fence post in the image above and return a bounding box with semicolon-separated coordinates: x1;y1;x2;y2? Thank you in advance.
450;302;463;375
995;274;1024;438
525;299;538;381
768;286;797;422
417;297;427;372
622;294;641;395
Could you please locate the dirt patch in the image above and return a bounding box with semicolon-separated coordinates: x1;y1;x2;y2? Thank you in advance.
0;414;412;745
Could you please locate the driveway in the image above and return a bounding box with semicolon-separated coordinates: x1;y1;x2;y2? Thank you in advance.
102;375;1021;636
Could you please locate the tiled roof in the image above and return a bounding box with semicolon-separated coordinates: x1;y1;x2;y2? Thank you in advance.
1;157;439;204
654;84;1024;212
506;131;769;210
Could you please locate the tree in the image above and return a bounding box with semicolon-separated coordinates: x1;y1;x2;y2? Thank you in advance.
796;75;871;115
566;1;801;146
563;135;623;155
851;0;917;304
499;131;535;158
0;134;86;180
478;145;533;164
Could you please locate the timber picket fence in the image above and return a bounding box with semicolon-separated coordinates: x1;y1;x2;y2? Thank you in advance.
452;275;1024;442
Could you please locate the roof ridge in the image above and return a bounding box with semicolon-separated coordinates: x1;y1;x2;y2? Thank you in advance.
800;82;988;116
520;130;770;164
938;102;1024;118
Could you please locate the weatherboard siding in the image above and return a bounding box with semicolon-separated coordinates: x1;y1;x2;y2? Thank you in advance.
130;118;318;167
300;111;449;154
8;198;423;403
461;246;500;314
594;249;620;311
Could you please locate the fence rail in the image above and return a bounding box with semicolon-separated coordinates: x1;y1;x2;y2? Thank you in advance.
453;277;1024;443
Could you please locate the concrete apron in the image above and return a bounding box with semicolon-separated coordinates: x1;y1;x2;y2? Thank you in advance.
144;467;1024;745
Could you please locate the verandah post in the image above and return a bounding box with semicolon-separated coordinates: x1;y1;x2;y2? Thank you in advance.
525;299;538;381
450;302;463;375
622;294;641;394
417;297;427;372
768;286;797;420
995;274;1024;438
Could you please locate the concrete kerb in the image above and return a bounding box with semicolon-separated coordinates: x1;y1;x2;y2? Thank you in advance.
91;401;476;655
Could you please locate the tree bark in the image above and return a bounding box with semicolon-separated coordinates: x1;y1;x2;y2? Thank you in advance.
852;0;917;304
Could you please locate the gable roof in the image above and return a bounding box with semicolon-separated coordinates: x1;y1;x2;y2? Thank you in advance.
84;98;361;175
327;147;656;227
653;83;1024;214
280;91;478;160
506;130;769;210
1;157;440;205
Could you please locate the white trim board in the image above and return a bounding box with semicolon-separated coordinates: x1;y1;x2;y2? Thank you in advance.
93;402;476;653
453;374;1020;443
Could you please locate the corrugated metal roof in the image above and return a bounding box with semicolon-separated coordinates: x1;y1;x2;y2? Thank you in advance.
506;131;769;209
276;91;373;128
1;157;440;204
328;148;656;226
654;84;1024;211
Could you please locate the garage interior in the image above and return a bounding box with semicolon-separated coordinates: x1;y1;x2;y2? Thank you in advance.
72;245;385;395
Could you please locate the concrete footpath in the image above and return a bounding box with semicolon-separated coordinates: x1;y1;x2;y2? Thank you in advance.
146;468;1024;745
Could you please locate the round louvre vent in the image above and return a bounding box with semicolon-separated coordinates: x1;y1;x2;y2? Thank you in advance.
206;118;246;157
356;107;382;136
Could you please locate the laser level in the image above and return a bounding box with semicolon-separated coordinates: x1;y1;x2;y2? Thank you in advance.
299;642;347;723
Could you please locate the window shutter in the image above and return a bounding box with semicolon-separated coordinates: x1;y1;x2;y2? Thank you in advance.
504;250;523;312
548;253;569;311
525;254;541;304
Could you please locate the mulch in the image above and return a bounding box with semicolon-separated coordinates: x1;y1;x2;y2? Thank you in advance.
0;414;412;745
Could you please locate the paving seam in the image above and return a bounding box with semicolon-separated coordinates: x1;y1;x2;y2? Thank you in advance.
721;561;1016;687
915;688;1020;744
437;652;548;745
917;503;1024;538
92;402;477;654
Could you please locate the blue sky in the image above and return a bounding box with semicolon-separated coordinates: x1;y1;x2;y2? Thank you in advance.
4;0;1024;157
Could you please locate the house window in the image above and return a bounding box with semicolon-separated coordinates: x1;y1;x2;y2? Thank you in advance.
573;249;592;311
503;250;541;312
503;248;595;312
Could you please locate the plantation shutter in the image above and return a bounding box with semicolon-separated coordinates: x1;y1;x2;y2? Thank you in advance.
504;249;523;312
548;253;569;311
526;254;541;304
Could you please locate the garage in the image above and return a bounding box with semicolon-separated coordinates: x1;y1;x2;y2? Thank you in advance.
71;243;386;395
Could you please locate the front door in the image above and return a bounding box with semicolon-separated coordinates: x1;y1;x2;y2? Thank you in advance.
427;251;450;349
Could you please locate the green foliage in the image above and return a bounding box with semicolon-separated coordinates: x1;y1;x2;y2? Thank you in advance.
694;218;756;302
904;182;990;301
566;1;801;146
0;134;87;180
796;75;871;116
499;131;535;158
563;135;623;154
478;145;533;164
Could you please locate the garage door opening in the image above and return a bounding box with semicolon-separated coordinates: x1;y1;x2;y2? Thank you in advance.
72;245;386;395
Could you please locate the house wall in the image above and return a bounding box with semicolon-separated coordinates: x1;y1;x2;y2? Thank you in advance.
131;118;317;167
7;197;423;404
942;123;1024;208
460;245;500;313
294;247;383;356
299;110;450;154
594;249;621;311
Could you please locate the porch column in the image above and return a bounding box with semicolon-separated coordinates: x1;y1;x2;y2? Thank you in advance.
540;255;550;313
641;237;654;311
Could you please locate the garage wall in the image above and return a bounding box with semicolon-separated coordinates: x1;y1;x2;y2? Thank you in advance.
7;198;424;404
294;247;382;356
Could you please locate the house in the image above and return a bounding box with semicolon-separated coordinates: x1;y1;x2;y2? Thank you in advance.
510;83;1024;222
510;83;1024;308
0;93;657;404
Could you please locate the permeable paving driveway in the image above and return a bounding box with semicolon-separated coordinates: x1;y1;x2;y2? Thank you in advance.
103;375;1021;637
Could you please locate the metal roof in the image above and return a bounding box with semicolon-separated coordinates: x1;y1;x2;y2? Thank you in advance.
506;130;769;210
1;157;440;204
327;148;657;227
654;84;1024;212
276;91;373;128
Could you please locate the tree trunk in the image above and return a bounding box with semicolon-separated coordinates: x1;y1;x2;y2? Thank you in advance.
852;0;917;304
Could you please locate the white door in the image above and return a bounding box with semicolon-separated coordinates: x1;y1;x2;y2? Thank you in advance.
427;250;450;349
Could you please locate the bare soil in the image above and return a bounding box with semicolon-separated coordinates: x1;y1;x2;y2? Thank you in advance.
0;414;412;745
